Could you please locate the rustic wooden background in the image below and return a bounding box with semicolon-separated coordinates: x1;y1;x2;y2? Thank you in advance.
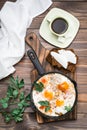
0;0;87;130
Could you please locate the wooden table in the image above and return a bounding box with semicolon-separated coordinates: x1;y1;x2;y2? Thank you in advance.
0;0;87;130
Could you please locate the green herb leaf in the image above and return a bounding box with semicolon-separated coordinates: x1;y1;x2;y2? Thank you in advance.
18;79;24;89
0;97;9;103
18;102;23;109
38;100;50;106
12;108;24;122
7;86;14;98
19;92;25;101
5;114;11;122
0;97;9;108
18;100;25;109
14;116;23;122
11;108;20;116
25;94;31;101
18;99;30;109
13;90;19;98
10;76;17;89
2;112;11;123
45;106;51;112
34;82;44;92
65;105;71;112
10;76;24;90
23;102;30;107
11;108;24;122
2;103;8;109
5;116;11;122
38;101;51;112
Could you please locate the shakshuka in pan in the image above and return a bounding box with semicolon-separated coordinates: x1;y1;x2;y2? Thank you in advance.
32;73;76;117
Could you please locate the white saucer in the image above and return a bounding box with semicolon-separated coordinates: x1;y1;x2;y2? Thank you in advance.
39;8;80;48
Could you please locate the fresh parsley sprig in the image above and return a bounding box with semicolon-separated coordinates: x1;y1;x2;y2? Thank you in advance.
0;76;31;123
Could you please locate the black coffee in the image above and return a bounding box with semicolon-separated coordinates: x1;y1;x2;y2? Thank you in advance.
51;18;68;34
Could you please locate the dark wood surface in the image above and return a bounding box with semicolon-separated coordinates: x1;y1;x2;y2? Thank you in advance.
0;0;87;130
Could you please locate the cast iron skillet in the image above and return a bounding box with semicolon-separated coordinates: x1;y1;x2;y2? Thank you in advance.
27;48;78;120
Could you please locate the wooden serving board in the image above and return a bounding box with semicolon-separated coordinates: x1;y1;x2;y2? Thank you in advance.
25;32;77;124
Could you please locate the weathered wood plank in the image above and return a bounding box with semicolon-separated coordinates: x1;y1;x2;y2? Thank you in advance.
78;94;87;102
76;74;87;85
77;85;87;93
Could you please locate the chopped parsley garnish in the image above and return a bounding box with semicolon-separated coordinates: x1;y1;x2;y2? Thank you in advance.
34;82;44;92
38;100;51;112
65;105;72;112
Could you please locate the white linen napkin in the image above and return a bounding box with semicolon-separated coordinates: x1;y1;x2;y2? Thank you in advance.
0;0;52;80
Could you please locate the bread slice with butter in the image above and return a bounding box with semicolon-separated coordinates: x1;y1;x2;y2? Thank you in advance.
46;48;78;72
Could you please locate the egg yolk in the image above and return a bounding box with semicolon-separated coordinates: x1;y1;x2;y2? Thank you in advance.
58;81;69;92
56;99;64;106
44;90;54;100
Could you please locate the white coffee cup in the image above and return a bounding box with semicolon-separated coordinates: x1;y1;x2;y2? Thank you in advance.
48;17;69;37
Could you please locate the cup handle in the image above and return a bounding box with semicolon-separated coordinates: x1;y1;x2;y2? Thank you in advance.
46;17;52;23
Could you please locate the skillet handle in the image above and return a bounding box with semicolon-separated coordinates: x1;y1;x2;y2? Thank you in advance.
27;48;45;76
